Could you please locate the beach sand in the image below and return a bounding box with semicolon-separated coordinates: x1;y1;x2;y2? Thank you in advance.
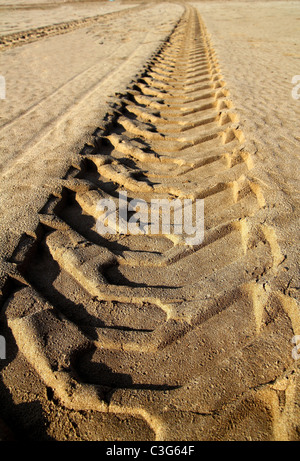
0;0;299;441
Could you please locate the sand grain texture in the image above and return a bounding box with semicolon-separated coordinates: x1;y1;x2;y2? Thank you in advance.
0;0;299;441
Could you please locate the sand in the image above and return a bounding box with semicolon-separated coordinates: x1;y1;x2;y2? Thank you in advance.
0;0;299;441
0;2;138;36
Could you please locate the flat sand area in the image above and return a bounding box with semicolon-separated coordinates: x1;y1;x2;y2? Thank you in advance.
0;0;299;441
0;2;138;36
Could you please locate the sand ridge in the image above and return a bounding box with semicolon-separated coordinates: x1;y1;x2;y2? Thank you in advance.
0;0;299;441
0;3;141;47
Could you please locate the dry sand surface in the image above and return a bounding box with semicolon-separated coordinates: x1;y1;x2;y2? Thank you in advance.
0;2;138;36
0;0;299;441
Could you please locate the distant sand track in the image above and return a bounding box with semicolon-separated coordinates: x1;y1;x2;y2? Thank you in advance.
1;5;299;441
0;4;144;50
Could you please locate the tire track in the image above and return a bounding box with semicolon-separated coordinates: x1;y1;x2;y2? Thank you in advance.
0;4;145;51
0;31;157;175
1;5;299;441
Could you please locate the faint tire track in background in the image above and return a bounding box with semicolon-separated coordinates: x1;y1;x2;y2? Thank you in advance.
0;5;299;441
0;4;145;50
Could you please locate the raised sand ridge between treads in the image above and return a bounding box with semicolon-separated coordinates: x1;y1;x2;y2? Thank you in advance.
0;5;299;441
